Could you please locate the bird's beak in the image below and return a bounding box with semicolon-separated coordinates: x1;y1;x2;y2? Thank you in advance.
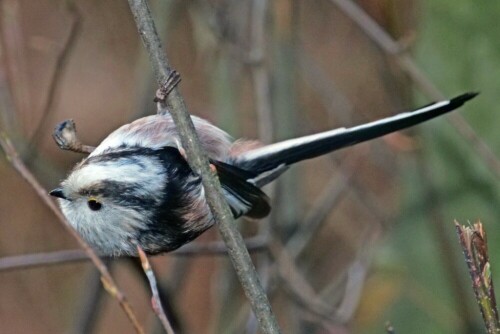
49;188;67;200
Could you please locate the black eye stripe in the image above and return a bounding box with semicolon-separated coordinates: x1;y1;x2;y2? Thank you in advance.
87;199;102;211
81;180;161;209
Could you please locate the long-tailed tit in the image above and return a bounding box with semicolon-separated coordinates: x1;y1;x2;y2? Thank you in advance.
50;93;477;256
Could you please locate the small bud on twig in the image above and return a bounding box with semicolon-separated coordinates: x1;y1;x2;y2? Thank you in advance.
455;220;500;334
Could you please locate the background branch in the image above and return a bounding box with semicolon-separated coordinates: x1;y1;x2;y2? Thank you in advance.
329;0;500;178
0;236;269;272
0;1;494;332
28;1;82;154
137;246;175;334
0;134;145;334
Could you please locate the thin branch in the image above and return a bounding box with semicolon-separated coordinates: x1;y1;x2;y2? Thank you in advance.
137;246;175;334
298;49;354;124
127;258;184;334
285;151;360;258
0;236;269;272
321;257;369;323
72;266;107;334
126;1;280;333
0;249;88;271
418;152;476;329
248;0;273;144
300;111;388;227
173;235;269;257
455;221;500;334
0;134;145;334
0;0;32;123
28;1;82;150
268;241;336;323
329;0;500;178
245;2;274;332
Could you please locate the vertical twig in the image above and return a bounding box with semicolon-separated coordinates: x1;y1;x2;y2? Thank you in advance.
246;2;273;332
0;0;32;124
146;257;188;334
418;152;477;330
137;246;175;334
455;221;500;334
72;266;107;334
249;0;273;144
28;1;82;150
271;0;301;232
126;1;280;333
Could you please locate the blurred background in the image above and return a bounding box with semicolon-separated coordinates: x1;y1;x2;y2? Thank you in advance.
0;0;498;333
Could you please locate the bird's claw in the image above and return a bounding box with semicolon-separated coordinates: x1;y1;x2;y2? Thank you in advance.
154;70;181;103
52;119;95;154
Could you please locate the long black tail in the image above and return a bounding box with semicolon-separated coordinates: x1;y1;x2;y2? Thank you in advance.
234;92;478;179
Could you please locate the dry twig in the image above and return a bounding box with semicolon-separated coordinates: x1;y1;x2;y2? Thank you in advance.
285;152;358;258
0;236;269;272
455;221;500;334
126;1;280;332
248;0;273;144
29;1;82;151
72;266;108;334
0;134;145;334
137;246;175;334
329;0;500;178
418;153;476;328
269;241;335;322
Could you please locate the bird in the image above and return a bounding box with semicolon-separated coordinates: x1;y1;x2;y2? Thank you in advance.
50;92;477;256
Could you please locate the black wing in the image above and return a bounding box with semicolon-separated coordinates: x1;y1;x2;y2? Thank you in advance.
210;160;271;219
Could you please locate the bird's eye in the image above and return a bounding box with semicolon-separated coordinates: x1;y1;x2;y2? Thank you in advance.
87;198;102;211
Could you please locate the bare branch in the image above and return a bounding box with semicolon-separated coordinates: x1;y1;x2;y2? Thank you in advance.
0;249;88;271
137;246;175;334
72;266;108;334
248;0;273;144
455;221;500;334
0;236;269;272
29;1;82;150
285;151;361;258
173;236;269;257
418;153;476;328
245;1;273;332
268;241;335;322
126;1;280;333
0;0;32;122
329;0;500;178
0;134;145;334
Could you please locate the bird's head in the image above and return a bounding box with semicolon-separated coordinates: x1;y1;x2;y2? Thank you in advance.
50;150;167;256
